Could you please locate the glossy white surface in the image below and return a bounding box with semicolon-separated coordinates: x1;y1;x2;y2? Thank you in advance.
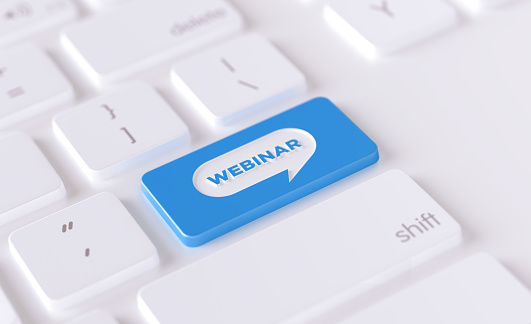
0;43;74;127
0;0;530;323
61;0;244;84
172;33;306;124
9;192;158;309
0;285;20;324
0;0;77;48
450;0;519;12
65;310;119;324
81;0;129;11
325;0;458;58
340;253;531;323
138;170;461;324
53;82;188;179
0;132;65;225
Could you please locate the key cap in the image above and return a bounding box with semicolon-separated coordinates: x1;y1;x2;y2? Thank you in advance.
324;0;458;58
0;132;65;225
171;33;306;124
142;97;379;247
138;170;461;324
0;43;74;128
9;192;159;309
340;253;531;323
0;0;77;48
53;82;188;180
0;285;20;324
61;0;243;84
66;310;119;324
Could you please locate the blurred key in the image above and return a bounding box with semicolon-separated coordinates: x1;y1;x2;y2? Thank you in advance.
61;0;244;84
0;285;20;324
0;43;74;128
82;0;129;11
0;0;77;48
451;0;519;12
340;253;531;323
0;132;65;225
325;0;457;58
66;310;119;324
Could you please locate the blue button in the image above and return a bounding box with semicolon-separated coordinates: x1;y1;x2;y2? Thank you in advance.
142;97;379;247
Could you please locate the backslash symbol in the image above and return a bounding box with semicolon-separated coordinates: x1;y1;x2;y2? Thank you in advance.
220;57;260;90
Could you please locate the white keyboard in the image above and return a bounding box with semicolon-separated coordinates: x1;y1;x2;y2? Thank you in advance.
1;0;531;323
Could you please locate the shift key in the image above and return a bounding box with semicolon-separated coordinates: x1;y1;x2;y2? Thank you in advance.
138;170;462;324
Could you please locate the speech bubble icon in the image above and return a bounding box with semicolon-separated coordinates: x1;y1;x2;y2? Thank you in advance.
193;128;316;197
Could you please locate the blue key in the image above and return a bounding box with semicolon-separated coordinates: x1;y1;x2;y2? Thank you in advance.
142;97;379;247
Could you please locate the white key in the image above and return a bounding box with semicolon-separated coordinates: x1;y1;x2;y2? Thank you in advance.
340;253;531;323
0;132;65;225
66;310;119;324
0;43;74;128
0;0;77;48
171;33;306;124
82;0;129;11
451;0;518;12
53;82;188;180
138;170;461;324
61;0;243;85
0;285;20;324
324;0;458;58
9;192;159;309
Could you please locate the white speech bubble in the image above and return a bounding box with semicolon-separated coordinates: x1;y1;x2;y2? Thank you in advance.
193;128;316;197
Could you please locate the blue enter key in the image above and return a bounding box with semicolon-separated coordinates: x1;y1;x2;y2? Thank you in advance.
141;97;379;247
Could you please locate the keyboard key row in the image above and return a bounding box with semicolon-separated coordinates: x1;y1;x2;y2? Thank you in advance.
138;170;462;324
1;77;309;224
3;166;528;321
1;167;461;320
1;32;305;130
